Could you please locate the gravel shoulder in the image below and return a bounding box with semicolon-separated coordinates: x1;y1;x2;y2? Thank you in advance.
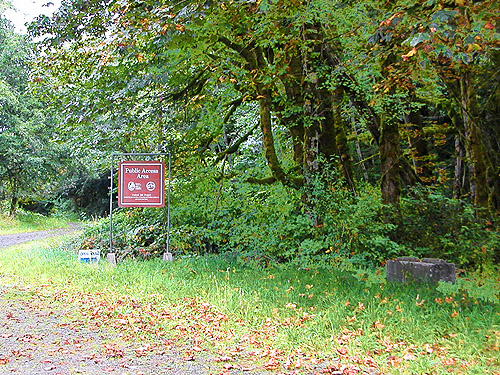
0;282;214;375
0;224;82;249
0;229;214;375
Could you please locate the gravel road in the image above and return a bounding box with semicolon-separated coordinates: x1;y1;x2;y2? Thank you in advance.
0;283;215;375
0;224;82;249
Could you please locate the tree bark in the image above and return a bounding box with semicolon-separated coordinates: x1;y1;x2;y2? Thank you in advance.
9;197;18;217
453;134;467;200
280;52;305;169
379;109;402;205
459;68;489;210
258;87;289;185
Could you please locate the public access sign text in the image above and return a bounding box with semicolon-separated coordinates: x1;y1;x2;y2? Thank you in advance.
118;161;165;207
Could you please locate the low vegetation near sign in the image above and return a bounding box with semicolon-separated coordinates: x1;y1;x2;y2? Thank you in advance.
0;239;498;374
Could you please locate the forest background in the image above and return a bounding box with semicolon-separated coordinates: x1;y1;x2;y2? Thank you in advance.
1;0;499;272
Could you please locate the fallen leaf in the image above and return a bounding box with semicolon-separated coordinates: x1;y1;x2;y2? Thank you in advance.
402;48;417;61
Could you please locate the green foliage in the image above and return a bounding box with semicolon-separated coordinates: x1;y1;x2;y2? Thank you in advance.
396;187;500;267
0;15;67;214
437;277;499;304
14;0;499;274
300;161;402;266
77;162;499;270
56;170;110;218
0;208;73;235
79;165;401;267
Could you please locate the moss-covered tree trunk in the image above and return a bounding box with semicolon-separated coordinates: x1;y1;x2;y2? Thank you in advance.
459;68;489;210
379;108;402;205
302;23;354;189
403;95;433;183
258;86;289;185
480;51;500;215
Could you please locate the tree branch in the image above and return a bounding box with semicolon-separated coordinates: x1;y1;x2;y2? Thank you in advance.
214;123;259;163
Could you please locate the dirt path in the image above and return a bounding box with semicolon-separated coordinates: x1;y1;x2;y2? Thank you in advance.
0;224;82;249
0;283;215;375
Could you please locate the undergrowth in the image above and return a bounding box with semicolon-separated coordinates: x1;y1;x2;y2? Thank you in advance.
75;173;500;271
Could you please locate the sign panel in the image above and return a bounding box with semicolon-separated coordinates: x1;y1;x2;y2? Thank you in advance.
118;161;165;207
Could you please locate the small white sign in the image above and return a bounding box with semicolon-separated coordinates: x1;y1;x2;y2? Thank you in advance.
78;250;100;263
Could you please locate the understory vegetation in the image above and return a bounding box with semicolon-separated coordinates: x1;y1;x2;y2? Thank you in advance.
0;238;498;374
78;174;499;271
0;209;73;235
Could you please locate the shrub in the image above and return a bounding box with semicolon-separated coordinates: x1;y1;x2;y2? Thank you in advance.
396;187;499;268
74;167;498;271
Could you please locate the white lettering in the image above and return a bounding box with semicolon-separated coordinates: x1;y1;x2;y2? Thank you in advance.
142;168;159;174
125;167;141;174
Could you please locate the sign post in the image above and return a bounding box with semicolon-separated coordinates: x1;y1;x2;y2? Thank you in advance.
109;153;171;260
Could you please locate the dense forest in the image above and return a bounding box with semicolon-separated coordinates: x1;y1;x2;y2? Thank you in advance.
1;0;499;270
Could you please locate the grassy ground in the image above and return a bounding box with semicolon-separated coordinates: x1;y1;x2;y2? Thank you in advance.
0;210;75;235
0;238;498;374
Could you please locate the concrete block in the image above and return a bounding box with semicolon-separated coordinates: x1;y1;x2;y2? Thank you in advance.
386;257;456;284
106;252;117;266
396;257;419;262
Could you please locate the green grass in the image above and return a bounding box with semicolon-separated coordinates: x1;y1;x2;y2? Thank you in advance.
0;238;498;374
0;210;75;235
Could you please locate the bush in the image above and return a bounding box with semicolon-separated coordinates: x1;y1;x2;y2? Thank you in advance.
74;166;499;271
396;187;499;268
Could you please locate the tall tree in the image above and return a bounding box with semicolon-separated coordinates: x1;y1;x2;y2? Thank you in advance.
0;14;62;215
30;0;363;203
371;0;500;214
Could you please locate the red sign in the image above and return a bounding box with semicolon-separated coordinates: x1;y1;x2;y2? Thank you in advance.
118;161;165;207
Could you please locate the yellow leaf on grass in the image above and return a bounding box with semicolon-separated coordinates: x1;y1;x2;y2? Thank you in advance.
402;48;417;61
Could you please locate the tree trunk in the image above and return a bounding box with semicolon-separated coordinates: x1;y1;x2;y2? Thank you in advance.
302;23;354;187
280;53;305;170
331;88;355;192
258;86;289;185
403;99;433;183
453;134;468;200
379;54;403;205
9;197;18;217
459;68;489;210
379;110;402;205
480;54;500;215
